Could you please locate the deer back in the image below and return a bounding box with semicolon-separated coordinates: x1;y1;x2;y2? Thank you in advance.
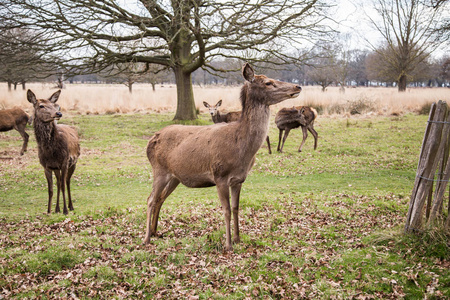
0;107;29;131
223;111;241;123
275;107;305;129
295;106;317;126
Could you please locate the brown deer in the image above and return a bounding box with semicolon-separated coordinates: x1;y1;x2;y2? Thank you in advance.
144;63;301;251
203;100;274;154
27;89;80;215
274;106;318;153
203;100;241;123
0;107;32;155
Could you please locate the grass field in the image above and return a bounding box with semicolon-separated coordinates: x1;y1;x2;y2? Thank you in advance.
0;84;449;298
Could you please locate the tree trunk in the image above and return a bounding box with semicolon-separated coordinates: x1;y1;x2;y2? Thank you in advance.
398;74;407;92
128;80;133;93
173;66;197;120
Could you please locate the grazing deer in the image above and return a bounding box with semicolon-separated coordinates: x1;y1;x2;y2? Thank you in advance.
203;100;241;123
27;90;80;215
274;106;318;153
0;107;32;155
203;100;274;154
144;63;301;251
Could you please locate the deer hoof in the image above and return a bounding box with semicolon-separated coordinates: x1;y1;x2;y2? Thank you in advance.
224;245;233;252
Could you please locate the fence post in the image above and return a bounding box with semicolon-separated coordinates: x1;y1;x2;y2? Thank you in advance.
405;100;448;233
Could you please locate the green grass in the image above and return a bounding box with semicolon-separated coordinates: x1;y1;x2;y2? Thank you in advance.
0;112;449;299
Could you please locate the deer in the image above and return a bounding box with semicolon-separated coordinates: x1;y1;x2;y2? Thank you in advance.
144;63;301;251
27;89;80;215
0;107;32;155
273;106;318;153
203;99;275;154
203;100;241;123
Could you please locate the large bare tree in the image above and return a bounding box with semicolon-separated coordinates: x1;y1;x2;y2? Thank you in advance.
363;0;447;91
0;0;329;120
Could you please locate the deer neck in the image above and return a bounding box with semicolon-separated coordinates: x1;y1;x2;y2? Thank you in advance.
34;118;58;146
212;112;221;123
237;96;271;154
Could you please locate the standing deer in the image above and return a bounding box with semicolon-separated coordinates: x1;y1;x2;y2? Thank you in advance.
274;106;318;153
203;100;241;123
203;100;274;154
0;107;32;155
144;63;301;251
27;90;80;215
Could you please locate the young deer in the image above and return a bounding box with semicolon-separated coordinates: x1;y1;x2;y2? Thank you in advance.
203;100;241;123
275;106;318;153
203;100;274;154
0;107;32;155
27;90;80;215
144;63;301;251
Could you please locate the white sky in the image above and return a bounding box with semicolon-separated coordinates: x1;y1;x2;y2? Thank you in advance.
332;0;448;58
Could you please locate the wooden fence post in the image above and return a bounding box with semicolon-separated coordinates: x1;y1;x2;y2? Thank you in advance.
405;100;450;233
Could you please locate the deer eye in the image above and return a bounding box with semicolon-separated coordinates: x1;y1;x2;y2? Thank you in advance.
265;82;273;86
39;105;45;108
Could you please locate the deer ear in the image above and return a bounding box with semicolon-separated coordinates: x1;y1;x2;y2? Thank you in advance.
203;101;210;108
49;90;61;103
242;63;254;82
27;89;37;105
217;99;222;107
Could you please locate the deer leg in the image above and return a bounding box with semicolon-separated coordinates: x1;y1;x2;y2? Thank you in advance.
231;183;242;244
151;177;180;236
15;125;28;155
216;181;232;251
266;136;272;154
54;169;62;213
67;164;76;211
45;169;53;214
144;175;176;244
277;129;283;152
60;167;68;215
298;126;308;152
308;126;318;150
280;128;291;153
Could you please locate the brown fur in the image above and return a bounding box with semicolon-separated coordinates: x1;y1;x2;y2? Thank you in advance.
0;107;31;155
144;63;302;251
203;100;241;123
203;100;274;154
274;106;318;153
27;89;80;215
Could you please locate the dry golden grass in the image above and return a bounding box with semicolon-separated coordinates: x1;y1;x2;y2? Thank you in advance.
1;82;449;116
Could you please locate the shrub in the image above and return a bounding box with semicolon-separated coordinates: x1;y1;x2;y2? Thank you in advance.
347;96;377;115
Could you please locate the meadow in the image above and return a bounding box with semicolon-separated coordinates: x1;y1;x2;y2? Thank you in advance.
0;83;449;299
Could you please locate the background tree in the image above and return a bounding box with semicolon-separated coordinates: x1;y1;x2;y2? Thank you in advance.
0;28;50;90
347;50;369;86
307;44;339;91
363;0;446;91
0;0;330;120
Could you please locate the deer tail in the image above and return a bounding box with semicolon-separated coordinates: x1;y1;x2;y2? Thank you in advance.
311;107;318;120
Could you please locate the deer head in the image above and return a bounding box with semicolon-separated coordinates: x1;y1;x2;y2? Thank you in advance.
203;100;222;117
27;90;63;123
241;63;302;107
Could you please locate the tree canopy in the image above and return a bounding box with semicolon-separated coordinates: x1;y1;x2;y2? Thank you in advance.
0;0;330;119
